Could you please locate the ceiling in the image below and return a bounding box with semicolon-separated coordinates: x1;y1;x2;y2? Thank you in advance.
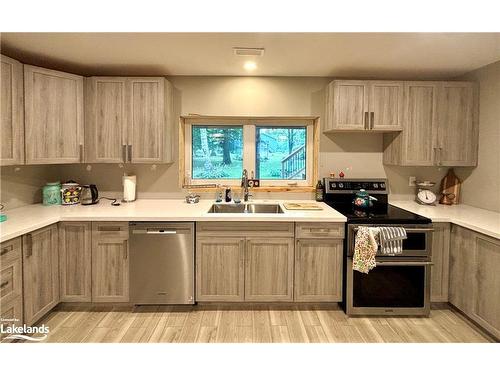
1;33;500;78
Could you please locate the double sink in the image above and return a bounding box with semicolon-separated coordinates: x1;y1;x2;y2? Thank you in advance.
207;203;284;214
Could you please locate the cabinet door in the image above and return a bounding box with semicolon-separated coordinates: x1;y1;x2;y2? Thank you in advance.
127;78;170;163
24;65;84;164
430;223;450;302
402;82;438;165
59;222;91;302
85;77;127;163
328;80;369;130
245;238;294;301
91;222;129;302
23;224;59;325
437;82;478;166
369;81;404;130
294;239;342;302
472;235;500;340
449;225;475;315
196;237;244;302
1;55;24;166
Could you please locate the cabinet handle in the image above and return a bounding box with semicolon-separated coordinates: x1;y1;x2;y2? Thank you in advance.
122;144;127;163
123;240;128;260
0;281;8;289
364;112;369;129
0;248;9;256
26;234;33;257
128;145;132;162
437;147;442;166
370;112;375;129
79;144;84;163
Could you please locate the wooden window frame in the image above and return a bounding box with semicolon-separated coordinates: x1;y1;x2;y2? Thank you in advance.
179;116;320;192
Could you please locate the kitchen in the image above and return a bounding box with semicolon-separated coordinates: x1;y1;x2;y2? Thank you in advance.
1;8;500;374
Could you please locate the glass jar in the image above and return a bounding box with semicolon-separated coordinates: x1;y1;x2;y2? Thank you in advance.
43;182;62;206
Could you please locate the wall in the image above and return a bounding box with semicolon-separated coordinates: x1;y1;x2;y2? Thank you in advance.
455;60;500;212
0;75;453;209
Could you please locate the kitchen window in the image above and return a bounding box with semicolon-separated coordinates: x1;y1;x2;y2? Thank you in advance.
181;117;318;189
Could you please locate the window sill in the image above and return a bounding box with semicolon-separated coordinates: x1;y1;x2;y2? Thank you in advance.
184;186;315;193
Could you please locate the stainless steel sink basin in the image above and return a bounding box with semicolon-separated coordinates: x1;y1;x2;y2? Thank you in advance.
207;203;284;214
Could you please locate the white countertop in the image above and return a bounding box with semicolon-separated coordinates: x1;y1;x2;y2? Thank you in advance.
0;199;346;242
2;199;499;242
390;200;500;239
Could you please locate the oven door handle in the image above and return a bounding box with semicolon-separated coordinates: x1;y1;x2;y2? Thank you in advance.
352;228;434;233
376;261;434;266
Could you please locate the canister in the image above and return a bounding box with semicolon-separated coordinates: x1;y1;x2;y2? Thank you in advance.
42;182;62;205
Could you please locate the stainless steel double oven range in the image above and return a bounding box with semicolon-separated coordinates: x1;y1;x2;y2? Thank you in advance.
323;178;433;316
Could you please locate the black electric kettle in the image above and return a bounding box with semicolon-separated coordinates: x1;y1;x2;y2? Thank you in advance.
81;184;99;205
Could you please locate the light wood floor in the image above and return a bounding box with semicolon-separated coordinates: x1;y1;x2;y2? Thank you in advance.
12;304;495;343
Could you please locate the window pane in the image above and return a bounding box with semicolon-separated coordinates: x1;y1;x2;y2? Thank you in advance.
256;126;307;180
192;125;243;179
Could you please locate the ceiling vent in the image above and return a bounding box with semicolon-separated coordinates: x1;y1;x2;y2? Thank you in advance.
233;47;265;57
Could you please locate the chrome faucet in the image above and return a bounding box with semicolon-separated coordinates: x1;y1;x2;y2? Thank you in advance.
241;169;252;202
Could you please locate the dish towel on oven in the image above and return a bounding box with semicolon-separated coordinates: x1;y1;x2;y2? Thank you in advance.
378;227;407;255
353;226;380;273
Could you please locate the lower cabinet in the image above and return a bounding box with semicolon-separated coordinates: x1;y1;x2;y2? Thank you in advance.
294;239;343;302
449;225;475;314
471;234;500;339
430;223;450;302
196;237;245;301
23;224;59;325
91;222;129;302
59;222;92;302
245;238;294;302
449;224;500;340
1;237;24;336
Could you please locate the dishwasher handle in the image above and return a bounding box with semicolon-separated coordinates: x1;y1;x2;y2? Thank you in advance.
131;229;191;235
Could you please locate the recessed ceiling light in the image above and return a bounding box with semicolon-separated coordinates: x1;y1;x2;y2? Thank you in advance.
243;61;257;71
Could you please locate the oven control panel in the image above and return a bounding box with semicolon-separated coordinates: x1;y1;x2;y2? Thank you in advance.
324;178;388;194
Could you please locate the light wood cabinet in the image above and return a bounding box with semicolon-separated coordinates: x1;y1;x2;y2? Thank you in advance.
436;82;478;166
325;80;403;132
384;82;438;166
383;81;478;167
85;77;127;163
91;222;129;302
22;224;59;325
448;225;500;340
245;238;294;301
59;222;91;302
430;222;450;302
24;65;84;164
294;239;342;302
196;237;245;302
471;234;500;339
1;237;23;330
1;55;24;166
85;76;173;163
449;225;475;315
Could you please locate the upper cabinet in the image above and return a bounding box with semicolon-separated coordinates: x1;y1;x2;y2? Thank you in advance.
324;80;404;132
85;76;173;164
24;65;84;164
383;81;478;167
1;55;24;166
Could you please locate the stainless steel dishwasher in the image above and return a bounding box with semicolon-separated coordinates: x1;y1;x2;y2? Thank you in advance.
129;222;195;304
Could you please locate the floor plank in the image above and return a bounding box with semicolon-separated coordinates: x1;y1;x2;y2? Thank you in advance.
15;304;494;344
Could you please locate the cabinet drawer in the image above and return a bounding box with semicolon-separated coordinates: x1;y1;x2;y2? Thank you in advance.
0;296;23;340
92;222;129;239
197;222;294;238
0;256;22;304
1;237;22;264
296;222;344;239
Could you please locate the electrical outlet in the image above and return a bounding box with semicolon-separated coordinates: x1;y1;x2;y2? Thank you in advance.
409;176;416;187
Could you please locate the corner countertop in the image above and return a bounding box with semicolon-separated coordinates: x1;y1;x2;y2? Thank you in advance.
390;200;500;240
0;199;346;242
